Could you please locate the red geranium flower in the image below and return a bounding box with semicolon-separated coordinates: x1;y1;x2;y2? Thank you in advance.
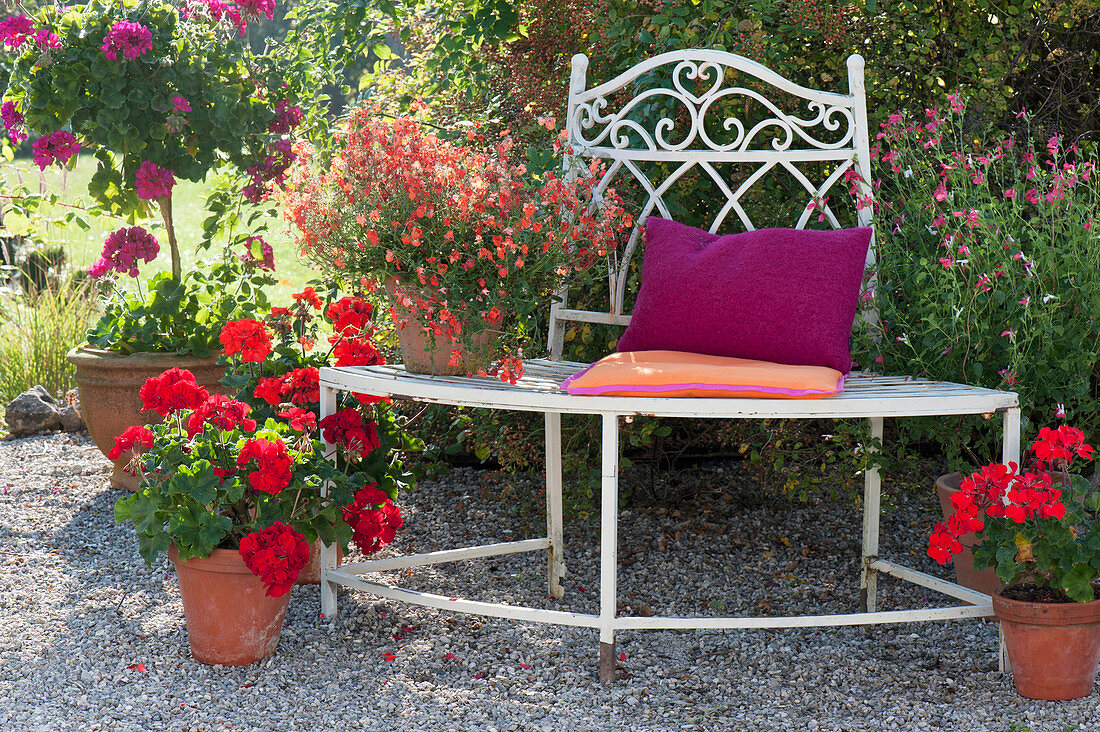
282;367;319;406
342;484;403;555
333;337;384;367
108;425;155;461
1032;426;1095;470
253;375;286;406
326;296;373;334
186;395;257;437
139;368;210;416
292;286;323;310
239;522;310;597
219;318;273;363
927;522;962;565
237;437;293;494
319;408;380;458
278;407;317;432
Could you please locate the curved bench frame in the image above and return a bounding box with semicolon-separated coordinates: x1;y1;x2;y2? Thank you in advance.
319;51;1021;682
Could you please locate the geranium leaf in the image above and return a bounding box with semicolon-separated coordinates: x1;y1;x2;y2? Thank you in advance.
169;506;232;558
1063;563;1097;603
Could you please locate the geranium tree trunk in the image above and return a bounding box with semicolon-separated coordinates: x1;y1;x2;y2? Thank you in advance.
158;195;182;281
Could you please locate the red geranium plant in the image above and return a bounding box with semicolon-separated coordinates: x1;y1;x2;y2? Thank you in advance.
114;290;418;596
218;284;419;554
929;425;1099;602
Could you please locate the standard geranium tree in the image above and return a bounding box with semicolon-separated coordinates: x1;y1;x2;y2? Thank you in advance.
2;0;305;351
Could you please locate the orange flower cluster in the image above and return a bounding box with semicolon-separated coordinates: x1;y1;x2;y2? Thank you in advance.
281;110;632;367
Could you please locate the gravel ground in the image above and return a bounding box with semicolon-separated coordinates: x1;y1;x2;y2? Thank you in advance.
1;431;1096;731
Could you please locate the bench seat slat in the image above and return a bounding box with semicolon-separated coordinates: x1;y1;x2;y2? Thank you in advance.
321;361;1017;419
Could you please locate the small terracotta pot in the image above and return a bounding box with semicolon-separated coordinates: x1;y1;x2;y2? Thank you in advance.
935;473;1002;597
67;347;227;491
295;540;344;585
993;588;1100;700
169;546;291;666
387;279;503;375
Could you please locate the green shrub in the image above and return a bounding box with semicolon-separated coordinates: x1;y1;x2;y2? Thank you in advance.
856;100;1100;461
0;277;99;405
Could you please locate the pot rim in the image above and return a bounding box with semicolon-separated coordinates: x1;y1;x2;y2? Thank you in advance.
168;545;255;575
993;586;1100;625
66;346;223;368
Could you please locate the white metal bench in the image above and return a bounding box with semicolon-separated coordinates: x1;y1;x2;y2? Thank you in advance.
319;50;1021;682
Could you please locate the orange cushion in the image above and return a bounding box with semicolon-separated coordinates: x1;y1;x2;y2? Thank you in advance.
561;350;844;398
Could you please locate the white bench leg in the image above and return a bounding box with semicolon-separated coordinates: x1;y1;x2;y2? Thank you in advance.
999;407;1021;673
545;411;566;599
598;412;620;682
860;416;884;613
320;382;339;620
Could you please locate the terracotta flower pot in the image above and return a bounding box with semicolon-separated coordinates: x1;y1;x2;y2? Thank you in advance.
169;546;291;666
935;472;1002;597
66;347;227;491
295;540;344;585
993;588;1100;700
386;278;504;375
395;319;500;375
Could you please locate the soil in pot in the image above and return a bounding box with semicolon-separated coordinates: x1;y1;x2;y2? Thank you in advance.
994;584;1100;700
169;546;291;666
67;348;227;491
935;472;1002;597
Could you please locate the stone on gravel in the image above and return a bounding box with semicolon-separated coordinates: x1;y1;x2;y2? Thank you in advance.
59;405;84;432
4;385;61;437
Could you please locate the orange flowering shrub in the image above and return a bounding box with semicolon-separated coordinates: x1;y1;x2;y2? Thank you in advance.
281;109;632;378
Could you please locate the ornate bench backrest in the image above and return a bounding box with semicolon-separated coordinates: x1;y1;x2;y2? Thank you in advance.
549;49;874;360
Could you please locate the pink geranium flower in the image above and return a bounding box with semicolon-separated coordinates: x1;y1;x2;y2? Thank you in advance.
31;131;80;170
1;101;27;144
88;226;160;278
0;14;34;47
100;20;153;61
135;161;175;200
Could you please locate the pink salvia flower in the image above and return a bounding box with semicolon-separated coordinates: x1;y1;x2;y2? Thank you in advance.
1025;188;1039;205
135;161;175;200
1003;188;1016;199
933;182;948;202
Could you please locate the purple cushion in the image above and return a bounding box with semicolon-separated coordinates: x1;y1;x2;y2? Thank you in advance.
616;218;872;373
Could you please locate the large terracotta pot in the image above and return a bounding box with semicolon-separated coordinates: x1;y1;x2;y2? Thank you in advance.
66;347;227;491
993;588;1100;700
169;546;291;666
935;472;1002;597
295;540;344;585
